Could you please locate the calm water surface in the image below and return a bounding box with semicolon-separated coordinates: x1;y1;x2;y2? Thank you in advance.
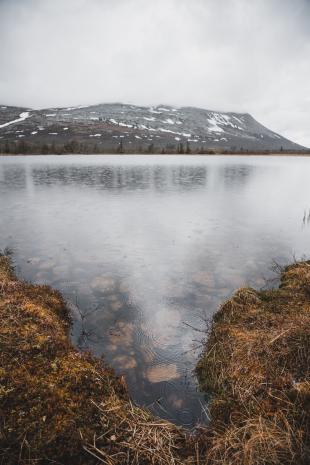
1;155;310;427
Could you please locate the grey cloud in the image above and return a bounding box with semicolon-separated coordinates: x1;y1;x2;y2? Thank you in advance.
0;0;309;146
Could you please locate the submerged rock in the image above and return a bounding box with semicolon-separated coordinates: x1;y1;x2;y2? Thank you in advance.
90;275;116;292
192;271;215;287
146;364;180;383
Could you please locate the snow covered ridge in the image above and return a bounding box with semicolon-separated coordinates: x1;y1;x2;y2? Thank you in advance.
0;111;31;129
0;103;307;151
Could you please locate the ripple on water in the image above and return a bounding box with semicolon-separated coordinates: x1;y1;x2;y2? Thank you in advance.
147;378;197;427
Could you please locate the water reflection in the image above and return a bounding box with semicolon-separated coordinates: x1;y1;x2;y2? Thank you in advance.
29;164;208;191
0;155;310;427
0;165;27;189
220;164;254;187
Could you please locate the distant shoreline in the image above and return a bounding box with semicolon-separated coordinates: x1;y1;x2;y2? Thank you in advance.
1;152;310;157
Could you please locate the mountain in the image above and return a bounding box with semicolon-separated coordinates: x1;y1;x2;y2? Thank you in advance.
0;103;307;153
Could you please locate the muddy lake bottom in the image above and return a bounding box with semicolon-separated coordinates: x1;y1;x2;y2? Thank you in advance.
0;154;310;427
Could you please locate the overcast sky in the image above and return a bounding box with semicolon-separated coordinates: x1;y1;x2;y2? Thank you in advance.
0;0;309;146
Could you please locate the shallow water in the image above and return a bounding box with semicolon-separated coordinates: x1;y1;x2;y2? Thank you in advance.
0;154;310;427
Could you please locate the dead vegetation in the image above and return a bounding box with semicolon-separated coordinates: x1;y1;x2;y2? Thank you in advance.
196;261;310;465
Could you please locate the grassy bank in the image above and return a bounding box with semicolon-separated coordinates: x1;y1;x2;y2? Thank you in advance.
196;262;310;464
0;255;194;465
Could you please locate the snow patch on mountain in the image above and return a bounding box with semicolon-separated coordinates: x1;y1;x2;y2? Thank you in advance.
0;111;31;129
207;118;224;133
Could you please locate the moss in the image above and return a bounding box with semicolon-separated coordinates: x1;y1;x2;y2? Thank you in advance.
196;262;310;465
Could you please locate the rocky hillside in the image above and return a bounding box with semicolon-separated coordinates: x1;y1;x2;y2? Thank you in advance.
0;103;307;153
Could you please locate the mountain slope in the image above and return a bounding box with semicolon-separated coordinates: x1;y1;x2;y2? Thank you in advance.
0;103;307;153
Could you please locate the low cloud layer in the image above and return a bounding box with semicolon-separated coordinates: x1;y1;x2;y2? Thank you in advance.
0;0;309;146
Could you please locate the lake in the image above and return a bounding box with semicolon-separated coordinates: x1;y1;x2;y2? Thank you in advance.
0;154;310;427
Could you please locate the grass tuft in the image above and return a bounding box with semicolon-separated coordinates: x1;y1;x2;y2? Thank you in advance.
196;262;310;465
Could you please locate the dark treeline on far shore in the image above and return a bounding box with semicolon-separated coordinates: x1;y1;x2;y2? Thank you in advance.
0;139;309;156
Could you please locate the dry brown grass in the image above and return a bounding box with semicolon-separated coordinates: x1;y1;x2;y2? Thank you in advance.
196;262;310;465
83;394;194;465
0;255;194;465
